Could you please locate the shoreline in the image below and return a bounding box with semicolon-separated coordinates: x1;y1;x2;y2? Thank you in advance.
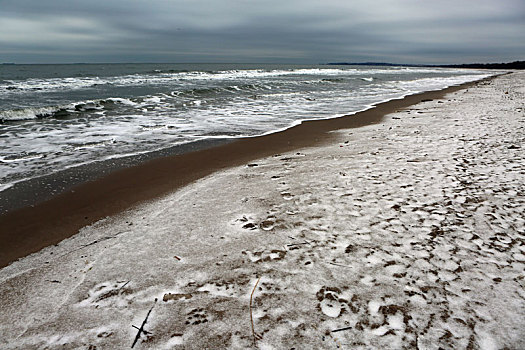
0;138;235;214
1;71;522;349
0;75;498;268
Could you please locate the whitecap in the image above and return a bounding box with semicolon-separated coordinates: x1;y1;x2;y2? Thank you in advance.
0;106;59;122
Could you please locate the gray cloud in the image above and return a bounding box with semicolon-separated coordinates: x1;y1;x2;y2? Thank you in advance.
0;0;523;63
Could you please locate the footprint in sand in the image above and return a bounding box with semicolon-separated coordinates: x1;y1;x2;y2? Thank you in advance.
235;215;258;230
165;333;184;347
281;191;294;200
163;292;193;302
259;218;276;231
234;215;279;231
316;286;356;318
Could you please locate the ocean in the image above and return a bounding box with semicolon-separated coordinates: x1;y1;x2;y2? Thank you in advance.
0;63;493;195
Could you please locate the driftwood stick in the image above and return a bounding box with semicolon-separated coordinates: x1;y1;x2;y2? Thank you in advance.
250;276;262;345
119;281;130;292
131;298;157;348
286;242;310;247
328;262;353;268
331;326;353;333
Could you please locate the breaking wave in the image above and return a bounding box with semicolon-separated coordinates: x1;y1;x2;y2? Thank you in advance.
0;67;463;96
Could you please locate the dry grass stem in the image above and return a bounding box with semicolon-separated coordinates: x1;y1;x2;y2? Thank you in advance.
250;276;262;344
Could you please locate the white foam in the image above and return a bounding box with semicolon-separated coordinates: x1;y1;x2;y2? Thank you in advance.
0;106;58;121
107;97;138;106
0;153;44;163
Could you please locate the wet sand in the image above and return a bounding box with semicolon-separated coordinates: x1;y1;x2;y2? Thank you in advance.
0;78;495;267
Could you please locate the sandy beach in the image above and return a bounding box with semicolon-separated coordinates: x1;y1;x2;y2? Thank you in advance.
0;72;524;349
0;79;488;269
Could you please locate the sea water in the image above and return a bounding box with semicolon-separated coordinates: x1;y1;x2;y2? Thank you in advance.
0;63;493;192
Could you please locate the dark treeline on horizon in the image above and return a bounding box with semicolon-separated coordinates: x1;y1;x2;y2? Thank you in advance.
327;61;525;69
436;61;525;69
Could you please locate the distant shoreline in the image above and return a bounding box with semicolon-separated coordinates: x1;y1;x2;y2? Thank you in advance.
326;60;525;70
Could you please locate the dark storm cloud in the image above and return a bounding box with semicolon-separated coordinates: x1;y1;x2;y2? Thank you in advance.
0;0;523;63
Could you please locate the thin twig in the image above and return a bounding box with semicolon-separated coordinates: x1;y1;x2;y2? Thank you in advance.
118;281;130;292
131;298;157;348
250;276;262;345
328;262;353;268
286;242;310;247
331;326;353;333
58;230;129;258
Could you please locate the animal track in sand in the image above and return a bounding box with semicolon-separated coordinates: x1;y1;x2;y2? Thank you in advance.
185;308;209;325
257;279;283;294
234;215;258;230
197;281;240;298
233;215;279;232
242;249;287;263
78;280;131;307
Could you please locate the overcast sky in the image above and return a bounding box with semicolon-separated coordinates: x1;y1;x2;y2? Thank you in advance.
1;0;523;64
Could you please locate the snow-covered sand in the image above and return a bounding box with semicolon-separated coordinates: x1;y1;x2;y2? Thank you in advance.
1;72;523;349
